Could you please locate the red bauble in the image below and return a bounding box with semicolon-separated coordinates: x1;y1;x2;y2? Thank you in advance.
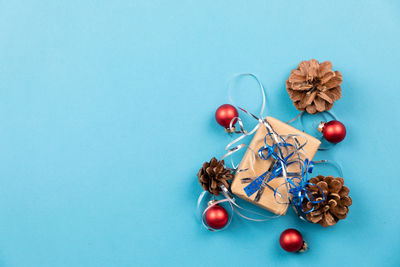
279;229;305;252
205;205;229;229
215;104;238;128
319;120;347;143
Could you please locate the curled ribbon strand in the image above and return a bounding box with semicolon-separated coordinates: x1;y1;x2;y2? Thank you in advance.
197;185;280;231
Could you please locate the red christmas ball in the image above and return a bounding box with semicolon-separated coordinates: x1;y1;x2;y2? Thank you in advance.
215;104;238;128
320;120;346;143
205;205;229;229
279;229;305;252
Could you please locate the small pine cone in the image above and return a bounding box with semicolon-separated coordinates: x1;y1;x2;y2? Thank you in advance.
302;175;352;227
286;59;342;114
197;157;233;196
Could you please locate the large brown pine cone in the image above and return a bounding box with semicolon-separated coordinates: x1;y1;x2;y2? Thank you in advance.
286;59;342;114
197;157;233;196
302;175;352;227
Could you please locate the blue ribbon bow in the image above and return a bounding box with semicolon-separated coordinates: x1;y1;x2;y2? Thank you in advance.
243;132;325;213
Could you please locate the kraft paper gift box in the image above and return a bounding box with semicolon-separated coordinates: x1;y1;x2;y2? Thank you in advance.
230;116;321;215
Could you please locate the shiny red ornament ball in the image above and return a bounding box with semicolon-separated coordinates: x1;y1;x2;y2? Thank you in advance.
215;104;238;128
279;229;305;252
205;205;229;229
320;120;347;143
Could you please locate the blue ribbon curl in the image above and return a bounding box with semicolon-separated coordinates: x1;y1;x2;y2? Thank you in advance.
243;132;325;213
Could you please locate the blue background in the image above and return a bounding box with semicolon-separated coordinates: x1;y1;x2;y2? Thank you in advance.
0;0;399;266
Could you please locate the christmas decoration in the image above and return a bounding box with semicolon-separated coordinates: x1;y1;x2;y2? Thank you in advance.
205;204;229;229
302;175;352;227
215;104;238;130
318;120;346;143
197;157;233;196
286;59;342;114
279;229;307;252
195;72;352;235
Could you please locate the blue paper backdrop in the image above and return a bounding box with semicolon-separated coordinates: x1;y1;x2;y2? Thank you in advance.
0;0;399;266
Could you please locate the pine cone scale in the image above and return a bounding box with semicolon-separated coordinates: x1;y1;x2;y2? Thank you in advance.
321;211;337;227
318;92;334;103
330;193;340;201
328;179;342;193
314;97;326;112
339;186;349;197
326;87;342;101
340;196;352;206
320;71;335;85
307;213;323;223
305;105;317;114
288;71;306;83
290;83;314;91
318;61;333;76
288;90;304;102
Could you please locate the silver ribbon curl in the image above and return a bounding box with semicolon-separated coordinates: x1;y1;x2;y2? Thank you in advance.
197;184;281;231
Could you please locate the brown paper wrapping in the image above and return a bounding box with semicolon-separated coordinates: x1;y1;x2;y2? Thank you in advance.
231;116;321;215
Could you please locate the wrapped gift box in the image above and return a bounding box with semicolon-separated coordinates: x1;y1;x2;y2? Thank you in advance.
230;116;321;215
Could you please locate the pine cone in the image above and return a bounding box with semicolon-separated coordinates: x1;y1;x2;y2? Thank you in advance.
302;175;352;227
286;59;343;114
197;157;233;196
